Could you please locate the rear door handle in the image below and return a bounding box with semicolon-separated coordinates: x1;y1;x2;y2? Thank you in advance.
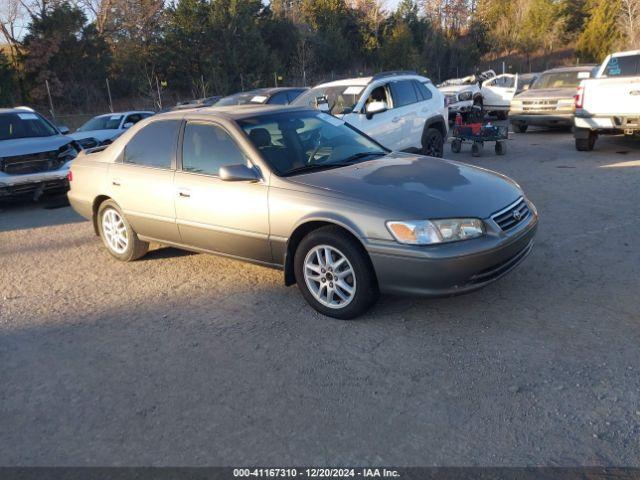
177;188;191;198
392;117;401;123
112;178;121;186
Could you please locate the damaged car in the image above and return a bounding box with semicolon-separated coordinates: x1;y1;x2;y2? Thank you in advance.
0;107;80;199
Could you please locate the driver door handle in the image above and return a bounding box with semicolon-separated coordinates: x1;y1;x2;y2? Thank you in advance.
392;116;401;123
177;188;191;198
112;178;121;186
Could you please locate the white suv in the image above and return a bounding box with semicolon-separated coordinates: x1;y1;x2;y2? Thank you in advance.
292;71;448;157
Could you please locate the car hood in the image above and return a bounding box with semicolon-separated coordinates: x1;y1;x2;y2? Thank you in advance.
515;88;577;100
439;85;476;95
285;153;523;219
0;135;73;157
68;130;120;142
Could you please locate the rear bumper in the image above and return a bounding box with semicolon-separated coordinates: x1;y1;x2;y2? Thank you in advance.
0;162;71;198
510;113;573;127
575;114;640;133
367;213;538;297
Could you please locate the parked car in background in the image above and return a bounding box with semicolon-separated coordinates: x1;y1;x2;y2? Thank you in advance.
574;50;640;151
67;106;537;319
173;96;222;111
0;107;79;199
510;65;596;133
438;70;518;120
215;87;308;107
68;111;154;149
292;71;448;157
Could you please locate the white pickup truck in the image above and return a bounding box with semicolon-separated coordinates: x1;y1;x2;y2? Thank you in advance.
574;50;640;151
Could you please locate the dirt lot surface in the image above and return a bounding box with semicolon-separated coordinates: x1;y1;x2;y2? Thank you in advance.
1;129;639;466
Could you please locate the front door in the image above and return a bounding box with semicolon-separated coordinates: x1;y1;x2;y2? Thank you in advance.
482;74;518;111
173;121;271;263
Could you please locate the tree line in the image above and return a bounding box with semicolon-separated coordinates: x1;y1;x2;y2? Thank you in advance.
0;0;638;112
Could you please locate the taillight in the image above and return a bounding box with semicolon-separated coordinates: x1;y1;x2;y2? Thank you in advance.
575;86;584;109
67;170;73;182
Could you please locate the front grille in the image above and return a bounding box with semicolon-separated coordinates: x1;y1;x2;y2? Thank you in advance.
1;150;66;175
0;179;69;197
522;99;558;112
492;198;531;231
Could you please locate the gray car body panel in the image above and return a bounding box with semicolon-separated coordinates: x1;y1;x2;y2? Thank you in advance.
68;105;537;296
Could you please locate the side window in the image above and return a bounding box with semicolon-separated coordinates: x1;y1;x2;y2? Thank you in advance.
414;81;433;101
182;122;247;176
268;92;290;105
287;90;305;103
364;85;391;110
390;80;418;108
124;113;143;125
124;120;179;169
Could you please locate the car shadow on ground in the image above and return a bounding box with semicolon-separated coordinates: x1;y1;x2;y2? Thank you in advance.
0;194;85;233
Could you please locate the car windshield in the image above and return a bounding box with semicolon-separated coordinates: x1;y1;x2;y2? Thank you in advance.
77;115;123;131
0;112;59;140
239;110;388;176
292;85;366;116
601;54;640;77
216;92;268;106
532;71;585;89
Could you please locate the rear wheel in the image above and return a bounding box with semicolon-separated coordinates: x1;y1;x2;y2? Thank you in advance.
575;129;597;151
496;111;508;121
98;200;149;261
512;123;528;133
495;141;506;155
422;128;444;158
471;141;483;157
294;226;378;319
451;138;462;153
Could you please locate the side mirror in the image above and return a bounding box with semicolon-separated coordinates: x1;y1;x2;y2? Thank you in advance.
122;122;134;129
365;101;387;119
58;125;70;135
219;164;260;182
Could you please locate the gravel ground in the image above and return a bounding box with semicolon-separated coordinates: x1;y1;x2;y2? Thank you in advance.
1;129;639;466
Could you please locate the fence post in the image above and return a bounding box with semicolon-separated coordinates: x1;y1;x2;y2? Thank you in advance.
106;78;113;113
45;79;55;120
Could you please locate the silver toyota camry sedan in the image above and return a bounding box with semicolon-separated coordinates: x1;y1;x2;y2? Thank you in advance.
68;105;538;319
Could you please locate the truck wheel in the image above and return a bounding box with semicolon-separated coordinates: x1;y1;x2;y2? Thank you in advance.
575;133;597;151
451;139;462;153
294;226;379;320
512;123;528;133
495;141;507;155
496;111;508;121
421;128;444;158
471;141;483;157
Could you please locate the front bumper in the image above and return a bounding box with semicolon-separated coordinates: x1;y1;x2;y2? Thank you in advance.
0;161;72;198
448;100;474;116
510;113;573;127
366;208;538;297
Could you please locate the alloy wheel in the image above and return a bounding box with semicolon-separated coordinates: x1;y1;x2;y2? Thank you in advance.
303;245;356;309
102;208;128;254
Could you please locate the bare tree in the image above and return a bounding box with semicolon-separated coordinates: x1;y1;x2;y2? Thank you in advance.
0;0;25;72
619;0;640;49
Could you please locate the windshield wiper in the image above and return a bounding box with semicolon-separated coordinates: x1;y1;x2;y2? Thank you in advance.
283;163;349;176
341;151;388;164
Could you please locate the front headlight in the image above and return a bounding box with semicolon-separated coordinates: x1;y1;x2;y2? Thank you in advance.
458;91;473;102
386;219;485;245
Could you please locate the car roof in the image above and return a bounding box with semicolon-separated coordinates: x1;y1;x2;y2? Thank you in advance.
312;73;428;89
150;104;310;122
93;110;154;117
541;65;597;74
0;107;40;115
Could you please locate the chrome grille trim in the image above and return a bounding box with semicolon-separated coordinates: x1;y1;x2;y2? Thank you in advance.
491;197;531;231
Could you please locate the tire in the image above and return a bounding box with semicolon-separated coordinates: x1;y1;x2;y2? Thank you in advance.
495;141;506;155
451;139;462;153
512;123;528;133
496;111;508;121
575;130;597;151
471;141;483;157
97;199;149;261
294;226;379;320
421;127;444;158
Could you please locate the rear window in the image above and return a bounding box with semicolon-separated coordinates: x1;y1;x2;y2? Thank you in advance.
532;71;584;89
124;120;180;169
602;55;640;77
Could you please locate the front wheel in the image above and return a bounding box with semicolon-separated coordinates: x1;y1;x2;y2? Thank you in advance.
422;128;444;158
451;138;462;153
294;226;379;319
98;200;149;261
512;123;528;133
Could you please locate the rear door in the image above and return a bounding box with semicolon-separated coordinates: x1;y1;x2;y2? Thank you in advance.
482;74;518;110
107;119;181;243
173;120;271;262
